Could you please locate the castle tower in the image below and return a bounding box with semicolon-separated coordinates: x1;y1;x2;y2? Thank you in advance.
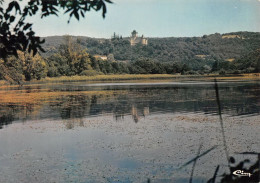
141;34;148;45
131;30;138;38
130;30;148;46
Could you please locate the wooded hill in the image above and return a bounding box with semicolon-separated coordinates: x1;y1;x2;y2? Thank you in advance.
41;31;260;71
1;32;259;84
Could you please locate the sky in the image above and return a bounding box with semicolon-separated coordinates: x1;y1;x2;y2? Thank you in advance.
25;0;260;38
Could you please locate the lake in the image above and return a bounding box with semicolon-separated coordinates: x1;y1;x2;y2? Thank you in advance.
0;79;259;182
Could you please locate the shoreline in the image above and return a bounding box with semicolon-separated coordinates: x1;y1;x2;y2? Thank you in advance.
0;73;259;86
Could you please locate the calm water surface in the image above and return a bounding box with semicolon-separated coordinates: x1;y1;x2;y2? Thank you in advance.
0;80;259;127
0;79;259;182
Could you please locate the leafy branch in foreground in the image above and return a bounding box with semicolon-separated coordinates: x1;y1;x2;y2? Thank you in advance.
0;0;112;59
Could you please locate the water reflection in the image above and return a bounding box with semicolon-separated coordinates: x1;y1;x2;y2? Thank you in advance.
130;106;150;123
0;81;259;129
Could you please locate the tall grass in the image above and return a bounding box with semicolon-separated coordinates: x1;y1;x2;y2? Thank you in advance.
1;73;259;86
37;73;260;83
40;74;186;83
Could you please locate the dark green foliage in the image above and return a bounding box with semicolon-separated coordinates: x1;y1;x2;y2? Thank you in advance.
0;63;24;84
79;70;101;76
126;59;188;74
181;64;191;74
45;36;94;77
1;32;259;83
44;47;194;76
233;49;260;73
46;53;70;76
41;32;260;73
211;49;260;74
211;60;232;72
219;69;226;75
1;51;47;82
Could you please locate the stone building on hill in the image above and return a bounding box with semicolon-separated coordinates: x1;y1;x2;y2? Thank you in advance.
130;30;148;46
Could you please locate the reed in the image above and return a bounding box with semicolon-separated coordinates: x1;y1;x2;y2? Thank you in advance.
35;73;260;83
1;73;259;86
39;74;187;83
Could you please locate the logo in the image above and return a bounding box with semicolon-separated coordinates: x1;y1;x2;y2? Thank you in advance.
233;170;253;177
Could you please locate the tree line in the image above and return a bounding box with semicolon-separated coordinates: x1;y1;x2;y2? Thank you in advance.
41;31;260;73
0;34;259;83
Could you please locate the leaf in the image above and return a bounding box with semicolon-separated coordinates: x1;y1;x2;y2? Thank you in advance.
41;12;49;18
74;11;79;20
80;10;85;18
18;21;24;26
4;13;10;20
104;0;113;3
9;16;15;23
64;7;73;14
102;4;106;18
96;1;102;10
38;46;45;53
6;1;20;13
40;38;45;44
33;47;37;56
28;44;32;53
34;5;38;12
50;11;58;16
23;23;32;31
51;6;58;12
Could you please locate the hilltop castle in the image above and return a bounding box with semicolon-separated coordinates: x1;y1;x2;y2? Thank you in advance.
130;30;148;46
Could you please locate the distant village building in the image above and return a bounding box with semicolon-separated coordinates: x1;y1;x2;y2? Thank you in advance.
130;30;148;46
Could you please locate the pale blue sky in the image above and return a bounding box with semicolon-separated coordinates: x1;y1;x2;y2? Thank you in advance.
27;0;260;38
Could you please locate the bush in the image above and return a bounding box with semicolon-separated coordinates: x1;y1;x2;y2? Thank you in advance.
79;70;102;76
219;69;226;75
186;70;199;75
47;66;60;77
0;64;24;84
233;70;241;74
244;67;255;73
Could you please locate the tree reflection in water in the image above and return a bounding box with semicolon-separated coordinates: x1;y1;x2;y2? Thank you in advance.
52;95;90;129
0;103;36;129
0;81;259;129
